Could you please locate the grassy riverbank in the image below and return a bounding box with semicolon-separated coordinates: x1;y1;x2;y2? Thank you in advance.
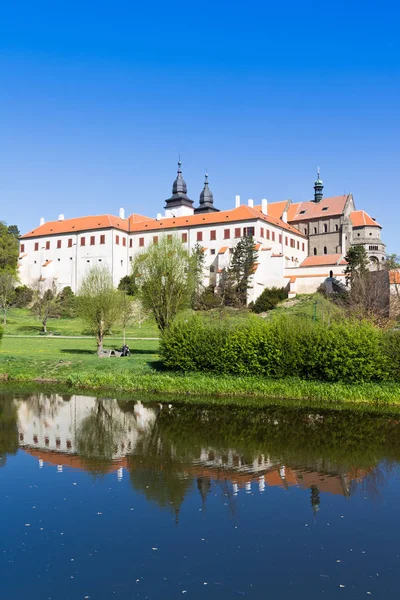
1;336;400;405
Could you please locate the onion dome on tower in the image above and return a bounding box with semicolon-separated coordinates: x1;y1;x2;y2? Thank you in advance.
313;168;324;203
194;173;220;214
164;160;194;217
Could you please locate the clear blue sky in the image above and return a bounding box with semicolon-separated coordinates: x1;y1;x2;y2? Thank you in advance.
1;0;399;252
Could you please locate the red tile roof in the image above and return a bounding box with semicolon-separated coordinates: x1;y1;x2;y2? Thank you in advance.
21;214;134;239
288;195;349;222
128;204;304;236
389;270;400;285
300;253;347;267
254;200;290;220
21;205;305;240
218;246;229;254
350;210;381;228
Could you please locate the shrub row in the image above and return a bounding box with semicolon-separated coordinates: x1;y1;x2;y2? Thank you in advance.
160;314;400;383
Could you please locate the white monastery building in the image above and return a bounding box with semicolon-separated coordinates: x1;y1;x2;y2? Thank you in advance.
19;163;386;300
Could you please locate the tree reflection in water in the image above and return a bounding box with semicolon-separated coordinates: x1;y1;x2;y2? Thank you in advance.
75;399;127;476
0;397;18;468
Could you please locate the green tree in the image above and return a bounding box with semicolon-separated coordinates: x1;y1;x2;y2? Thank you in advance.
344;245;369;286
31;278;60;333
0;222;19;273
12;285;33;308
118;274;138;296
58;286;76;318
252;286;287;313
190;242;206;307
0;272;17;325
133;235;197;331
77;265;123;353
385;254;400;271
224;234;258;307
7;225;20;240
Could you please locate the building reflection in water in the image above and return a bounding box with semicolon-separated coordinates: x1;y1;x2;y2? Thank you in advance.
7;393;398;516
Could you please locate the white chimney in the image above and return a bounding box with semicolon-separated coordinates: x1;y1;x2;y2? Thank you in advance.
261;198;268;216
282;210;288;223
235;195;241;208
58;214;64;221
40;217;45;226
248;198;254;208
119;207;125;220
156;213;162;221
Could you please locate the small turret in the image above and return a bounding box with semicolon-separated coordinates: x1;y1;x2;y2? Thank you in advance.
164;160;194;218
313;168;324;203
194;172;220;214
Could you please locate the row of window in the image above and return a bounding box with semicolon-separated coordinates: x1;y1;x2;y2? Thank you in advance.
313;247;329;255
22;226;306;254
29;235;109;252
308;224;339;235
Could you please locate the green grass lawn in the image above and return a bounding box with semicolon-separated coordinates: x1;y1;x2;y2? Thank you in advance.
3;308;159;338
2;297;331;338
1;303;399;406
0;334;400;406
0;335;159;377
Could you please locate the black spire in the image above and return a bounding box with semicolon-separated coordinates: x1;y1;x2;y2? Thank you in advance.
313;168;324;203
194;172;220;214
165;160;194;212
172;160;187;195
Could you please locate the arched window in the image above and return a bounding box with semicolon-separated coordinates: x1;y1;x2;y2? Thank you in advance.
313;248;317;256
313;227;317;234
324;224;328;233
323;247;327;255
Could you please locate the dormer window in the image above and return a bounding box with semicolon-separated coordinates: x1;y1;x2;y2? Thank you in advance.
322;207;329;211
299;210;306;215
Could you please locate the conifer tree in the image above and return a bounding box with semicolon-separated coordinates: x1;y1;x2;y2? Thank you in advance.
344;245;369;286
226;234;258;307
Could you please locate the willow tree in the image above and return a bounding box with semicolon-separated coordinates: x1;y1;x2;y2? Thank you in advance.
133;235;198;331
77;266;122;353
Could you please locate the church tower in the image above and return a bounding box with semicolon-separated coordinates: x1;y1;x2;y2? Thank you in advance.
313;169;324;203
164;160;194;218
194;173;220;214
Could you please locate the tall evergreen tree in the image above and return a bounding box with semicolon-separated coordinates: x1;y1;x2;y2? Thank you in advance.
191;242;206;307
344;245;369;286
226;234;258;306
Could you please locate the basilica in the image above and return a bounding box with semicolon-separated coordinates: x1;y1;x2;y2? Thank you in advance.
19;163;386;300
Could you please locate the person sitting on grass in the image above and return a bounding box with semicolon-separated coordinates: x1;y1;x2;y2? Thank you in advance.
121;344;130;357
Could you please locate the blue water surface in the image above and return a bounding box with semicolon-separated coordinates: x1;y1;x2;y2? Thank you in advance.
1;392;400;599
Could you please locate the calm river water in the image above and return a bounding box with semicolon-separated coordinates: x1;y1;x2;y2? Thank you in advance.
1;391;400;599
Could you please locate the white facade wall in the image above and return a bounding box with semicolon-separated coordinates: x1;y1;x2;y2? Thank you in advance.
19;218;308;297
285;264;346;295
19;229;130;293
